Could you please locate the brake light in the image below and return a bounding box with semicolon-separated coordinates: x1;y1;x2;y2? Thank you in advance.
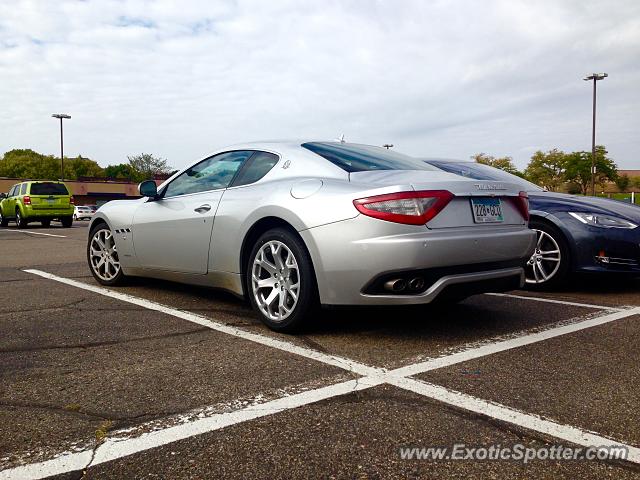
23;195;31;205
512;191;529;221
70;196;75;205
353;190;454;225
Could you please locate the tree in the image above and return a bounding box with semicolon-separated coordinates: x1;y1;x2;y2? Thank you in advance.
633;177;640;190
0;149;61;179
127;153;171;181
471;153;522;177
63;156;105;180
104;163;136;180
614;174;630;193
523;149;567;191
563;146;618;195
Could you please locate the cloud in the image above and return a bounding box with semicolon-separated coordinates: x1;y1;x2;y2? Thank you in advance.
0;0;638;169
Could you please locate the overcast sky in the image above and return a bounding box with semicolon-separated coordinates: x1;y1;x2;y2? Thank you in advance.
1;0;639;170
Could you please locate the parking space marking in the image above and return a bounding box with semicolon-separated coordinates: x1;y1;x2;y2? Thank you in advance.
2;230;67;238
23;269;381;378
389;376;640;464
486;292;626;311
0;377;383;480
389;307;640;377
8;269;639;479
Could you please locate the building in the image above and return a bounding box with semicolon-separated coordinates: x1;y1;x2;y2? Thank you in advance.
0;176;167;206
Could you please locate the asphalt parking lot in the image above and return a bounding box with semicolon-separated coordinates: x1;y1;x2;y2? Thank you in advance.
1;222;639;479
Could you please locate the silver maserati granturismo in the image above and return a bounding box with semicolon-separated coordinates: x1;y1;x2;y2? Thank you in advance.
87;141;536;331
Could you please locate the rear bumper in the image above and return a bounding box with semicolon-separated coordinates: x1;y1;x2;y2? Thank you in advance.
23;206;74;218
300;214;536;305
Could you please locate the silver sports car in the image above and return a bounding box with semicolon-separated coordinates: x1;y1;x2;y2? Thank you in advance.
87;141;536;331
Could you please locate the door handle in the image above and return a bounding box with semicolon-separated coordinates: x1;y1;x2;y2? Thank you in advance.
194;204;211;214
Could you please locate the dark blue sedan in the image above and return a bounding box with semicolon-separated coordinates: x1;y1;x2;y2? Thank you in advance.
425;159;640;288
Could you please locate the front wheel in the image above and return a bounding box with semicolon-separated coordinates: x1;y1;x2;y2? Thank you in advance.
247;228;318;332
524;220;570;289
0;210;8;227
87;224;126;286
61;216;73;228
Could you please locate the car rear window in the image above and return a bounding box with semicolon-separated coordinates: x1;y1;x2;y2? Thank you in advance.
29;183;69;195
302;142;438;173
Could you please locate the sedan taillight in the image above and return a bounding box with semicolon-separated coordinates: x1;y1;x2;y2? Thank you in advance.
512;191;530;221
353;190;454;225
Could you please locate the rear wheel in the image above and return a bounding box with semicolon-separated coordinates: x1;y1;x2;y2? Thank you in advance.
87;224;126;285
247;228;318;332
61;216;73;228
16;209;27;228
41;219;51;227
525;219;570;289
73;214;77;220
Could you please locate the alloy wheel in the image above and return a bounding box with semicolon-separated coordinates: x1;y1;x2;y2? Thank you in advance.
89;228;121;281
525;229;561;284
251;240;301;322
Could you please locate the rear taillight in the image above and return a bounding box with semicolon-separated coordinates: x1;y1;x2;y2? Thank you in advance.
70;196;75;205
23;195;31;205
512;191;529;221
353;190;453;225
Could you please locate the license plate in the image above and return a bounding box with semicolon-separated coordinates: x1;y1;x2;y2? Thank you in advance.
470;197;504;223
46;198;55;204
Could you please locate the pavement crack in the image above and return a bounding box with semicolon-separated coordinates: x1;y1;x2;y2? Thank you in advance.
0;327;211;353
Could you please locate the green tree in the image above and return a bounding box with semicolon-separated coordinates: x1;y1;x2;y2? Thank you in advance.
127;153;171;181
0;149;60;179
523;149;566;191
633;177;640;190
563;146;618;195
63;156;105;180
471;153;522;177
104;163;136;180
614;174;630;192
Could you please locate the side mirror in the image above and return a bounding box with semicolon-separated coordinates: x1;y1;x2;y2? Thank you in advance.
0;193;6;200
139;180;158;199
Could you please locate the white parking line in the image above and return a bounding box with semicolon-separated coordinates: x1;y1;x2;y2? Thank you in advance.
0;378;383;480
485;292;625;311
390;376;640;464
5;269;639;479
1;230;67;238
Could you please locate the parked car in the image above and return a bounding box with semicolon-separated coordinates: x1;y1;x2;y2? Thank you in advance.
0;181;74;228
424;159;640;287
74;205;95;220
87;142;535;331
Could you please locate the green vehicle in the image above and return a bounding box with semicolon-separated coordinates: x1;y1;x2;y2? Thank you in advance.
0;181;74;228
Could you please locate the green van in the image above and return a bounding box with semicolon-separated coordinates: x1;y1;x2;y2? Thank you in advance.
0;181;74;228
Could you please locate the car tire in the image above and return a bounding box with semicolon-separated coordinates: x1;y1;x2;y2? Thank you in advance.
525;219;571;289
41;219;51;227
73;214;77;220
0;210;8;227
246;228;318;332
61;216;73;228
16;209;27;229
87;223;126;286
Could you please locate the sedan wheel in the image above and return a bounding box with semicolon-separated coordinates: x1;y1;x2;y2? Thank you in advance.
247;228;317;332
525;220;570;288
252;240;301;322
88;226;125;285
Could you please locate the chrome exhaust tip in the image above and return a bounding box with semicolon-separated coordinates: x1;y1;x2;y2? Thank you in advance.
384;279;407;292
408;277;425;291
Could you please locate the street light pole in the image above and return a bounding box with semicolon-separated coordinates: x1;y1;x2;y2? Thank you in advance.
583;73;607;196
383;144;393;149
51;114;71;181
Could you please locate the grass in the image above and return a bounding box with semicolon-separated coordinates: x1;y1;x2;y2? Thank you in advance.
595;192;640;205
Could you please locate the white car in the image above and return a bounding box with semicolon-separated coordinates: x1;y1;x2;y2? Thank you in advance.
74;205;95;221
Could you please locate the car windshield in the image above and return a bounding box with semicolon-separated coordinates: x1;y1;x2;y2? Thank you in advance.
302;142;439;173
425;160;545;192
30;182;69;195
